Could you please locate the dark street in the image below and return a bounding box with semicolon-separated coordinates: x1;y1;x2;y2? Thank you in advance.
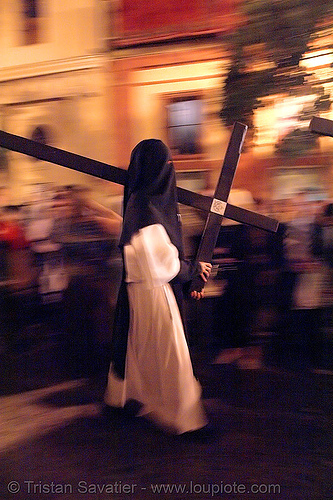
0;330;332;500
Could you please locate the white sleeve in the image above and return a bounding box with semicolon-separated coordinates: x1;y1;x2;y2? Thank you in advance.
130;224;180;288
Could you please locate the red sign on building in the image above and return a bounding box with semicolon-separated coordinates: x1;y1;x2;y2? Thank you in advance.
118;0;240;44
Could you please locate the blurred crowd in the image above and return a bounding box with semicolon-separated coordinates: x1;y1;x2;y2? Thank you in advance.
0;184;122;377
189;192;333;371
1;185;332;375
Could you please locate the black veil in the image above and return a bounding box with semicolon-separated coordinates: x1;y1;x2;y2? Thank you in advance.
119;139;184;256
111;139;186;379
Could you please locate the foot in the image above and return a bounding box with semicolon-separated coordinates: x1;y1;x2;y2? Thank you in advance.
178;423;217;443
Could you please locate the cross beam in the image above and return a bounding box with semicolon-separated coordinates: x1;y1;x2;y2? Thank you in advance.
0;127;279;293
0;129;278;232
309;116;333;137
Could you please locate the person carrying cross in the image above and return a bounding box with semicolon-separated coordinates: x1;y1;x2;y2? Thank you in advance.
104;138;212;436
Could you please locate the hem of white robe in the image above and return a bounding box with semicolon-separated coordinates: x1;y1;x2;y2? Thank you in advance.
104;364;208;435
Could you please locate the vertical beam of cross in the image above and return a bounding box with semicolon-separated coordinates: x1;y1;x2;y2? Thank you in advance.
190;122;248;293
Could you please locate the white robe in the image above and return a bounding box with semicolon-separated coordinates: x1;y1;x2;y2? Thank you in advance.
104;224;207;434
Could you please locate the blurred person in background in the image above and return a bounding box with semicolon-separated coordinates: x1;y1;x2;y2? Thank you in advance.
104;139;212;438
0;204;36;351
314;201;333;268
49;185;122;379
312;200;333;369
274;192;327;370
50;185;122;242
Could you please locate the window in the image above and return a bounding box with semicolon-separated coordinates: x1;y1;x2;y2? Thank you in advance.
166;96;203;156
22;0;39;45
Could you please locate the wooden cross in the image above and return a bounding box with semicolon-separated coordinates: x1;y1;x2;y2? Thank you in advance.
309;116;333;138
0;124;279;292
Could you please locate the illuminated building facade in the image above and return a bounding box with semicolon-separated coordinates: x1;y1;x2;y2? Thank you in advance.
1;1;333;207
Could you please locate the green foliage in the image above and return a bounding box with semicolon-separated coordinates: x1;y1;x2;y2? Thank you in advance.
220;66;274;128
238;0;331;67
220;0;333;155
275;128;318;157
